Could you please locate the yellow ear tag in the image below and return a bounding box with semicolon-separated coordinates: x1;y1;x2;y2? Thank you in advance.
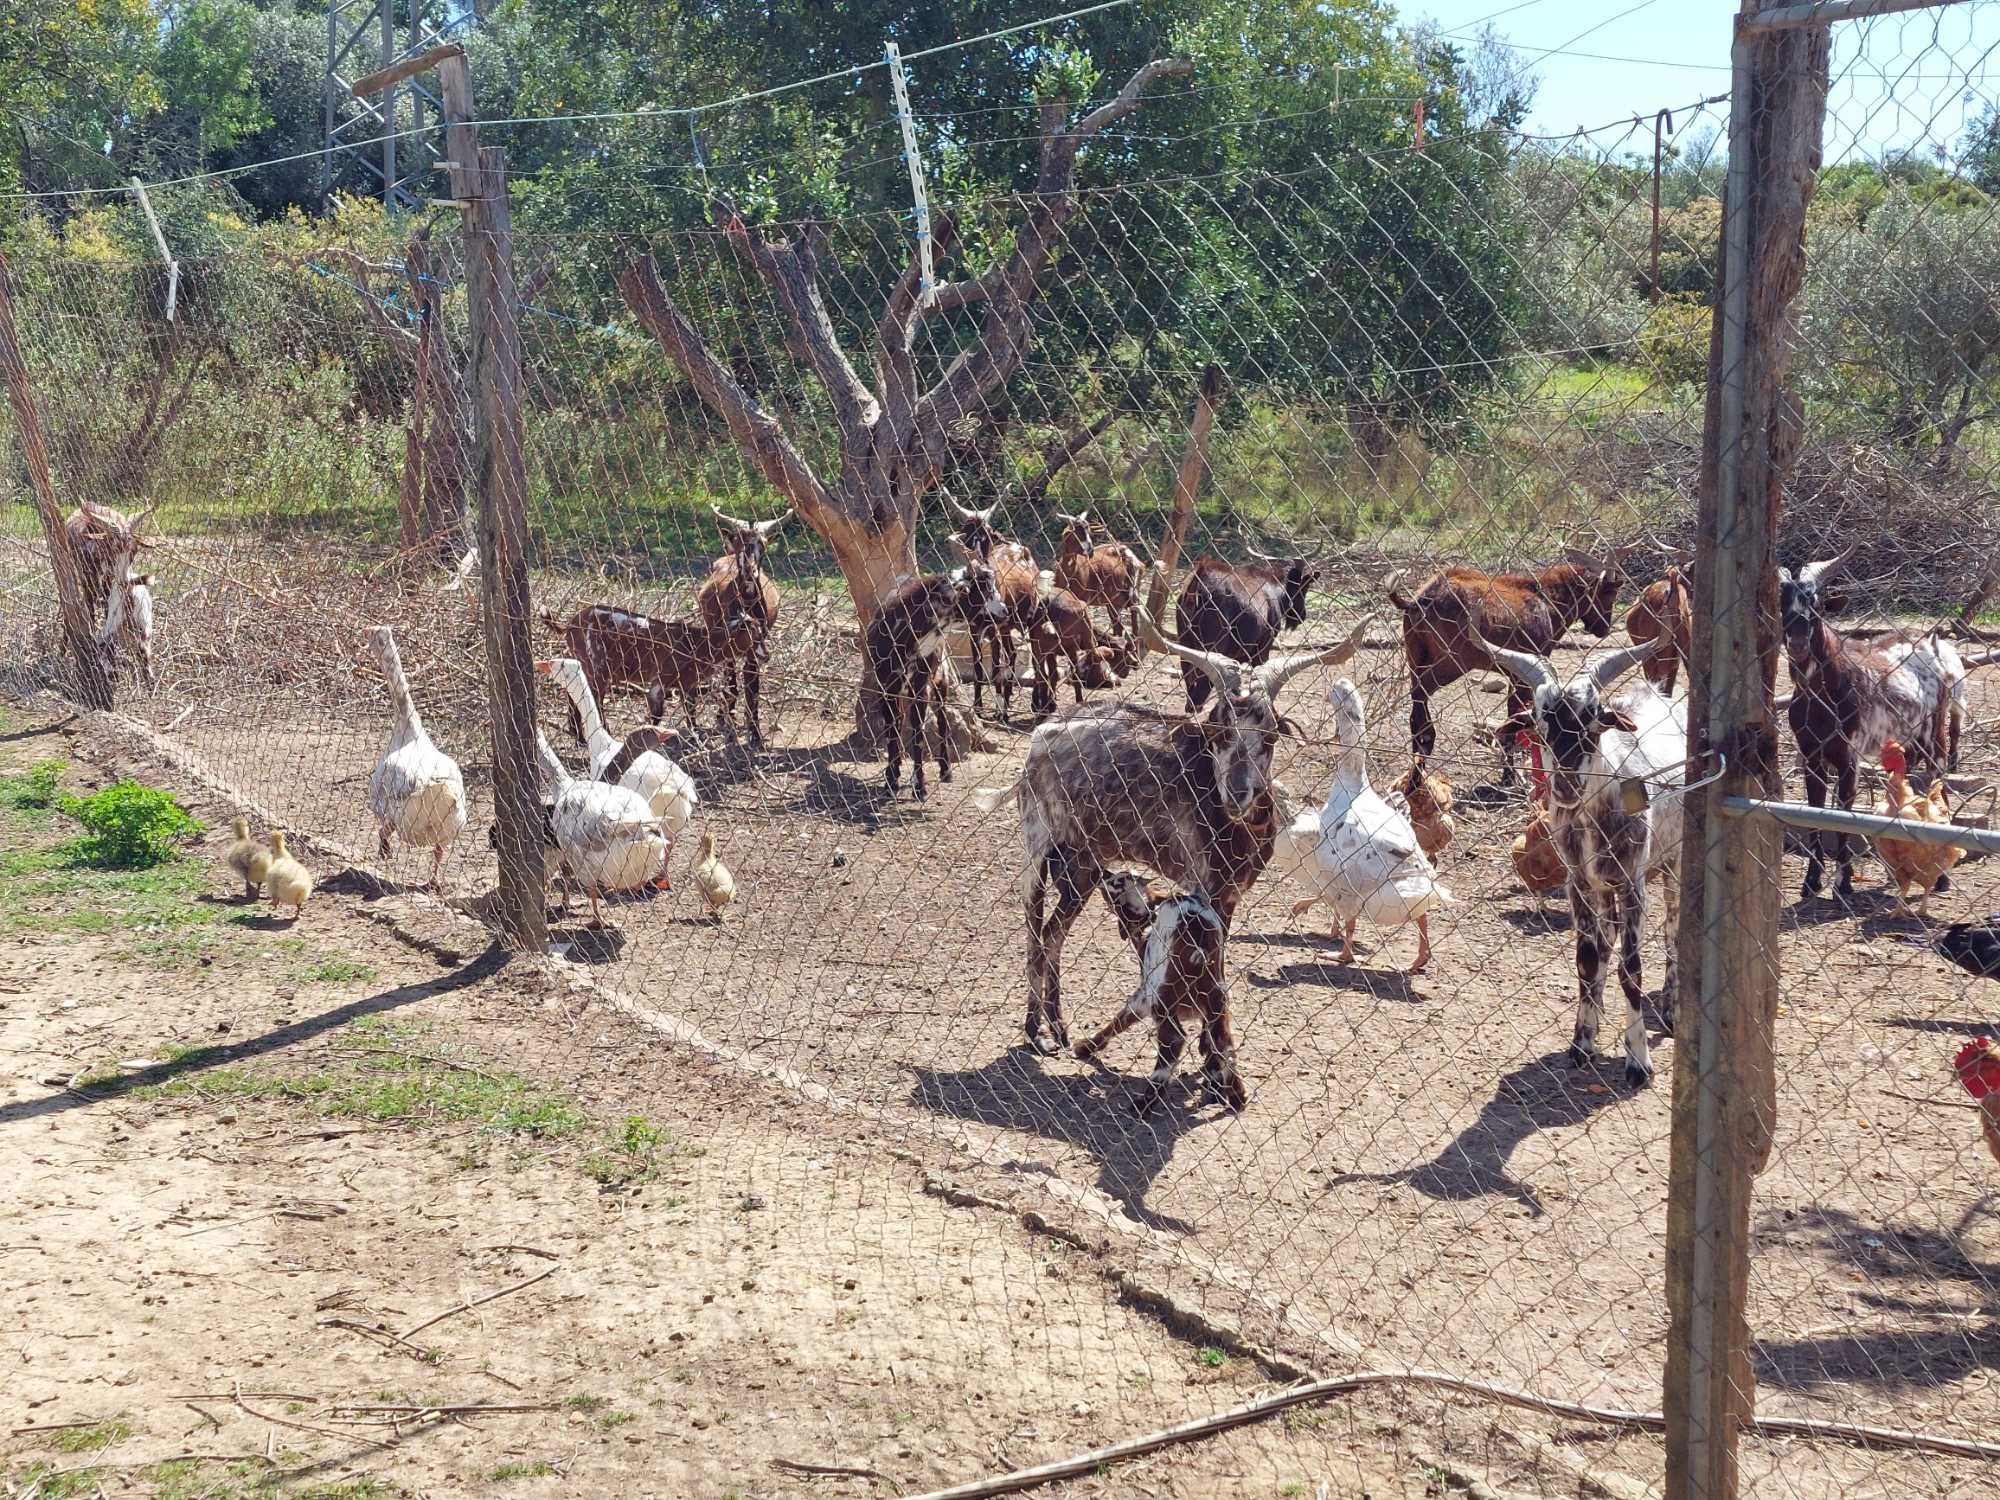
1620;778;1651;815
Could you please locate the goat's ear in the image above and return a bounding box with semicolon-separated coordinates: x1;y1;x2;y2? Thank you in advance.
1820;586;1849;615
1599;705;1639;734
715;516;743;546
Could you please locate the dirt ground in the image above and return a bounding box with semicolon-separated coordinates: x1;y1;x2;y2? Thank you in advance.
7;560;2000;1499
3;702;1636;1500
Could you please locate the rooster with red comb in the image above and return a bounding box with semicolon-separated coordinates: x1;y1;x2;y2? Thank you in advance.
1954;1038;2000;1165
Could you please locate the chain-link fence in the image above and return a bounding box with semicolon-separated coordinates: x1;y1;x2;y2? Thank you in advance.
5;5;2000;1497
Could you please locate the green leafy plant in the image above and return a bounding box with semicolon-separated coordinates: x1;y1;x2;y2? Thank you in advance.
57;780;203;867
6;759;66;810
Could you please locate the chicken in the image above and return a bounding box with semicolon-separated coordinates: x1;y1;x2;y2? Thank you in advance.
1511;810;1567;898
692;830;735;922
265;831;313;920
1874;739;1962;917
223;815;265;899
1391;754;1455;863
1934;915;2000;983
1953;1037;2000;1165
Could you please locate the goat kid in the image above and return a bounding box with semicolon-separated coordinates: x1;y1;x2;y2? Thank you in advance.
975;607;1371;1068
1780;551;1959;899
1625;564;1693;694
1078;873;1242;1113
866;551;1007;799
1029;583;1139;714
698;504;789;748
1481;634;1687;1085
1051;510;1147;641
99;569;156;690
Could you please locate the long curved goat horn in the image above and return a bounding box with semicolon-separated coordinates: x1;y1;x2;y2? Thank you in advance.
1259;612;1377;696
710;503;752;532
1797;546;1853;586
754;507;793;538
1587;639;1661;692
1475;632;1557;694
1135;604;1240;700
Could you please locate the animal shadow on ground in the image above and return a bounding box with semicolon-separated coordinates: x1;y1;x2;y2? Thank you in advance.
1456;779;1527;811
1241;954;1424;1004
1320;1052;1636;1215
1500;903;1570;935
912;1048;1216;1233
1785;886;1904;930
1751;1202;2000;1392
1881;1015;2000;1038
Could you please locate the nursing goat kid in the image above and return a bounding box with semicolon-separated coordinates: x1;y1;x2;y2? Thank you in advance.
1480;634;1688;1086
975;608;1371;1099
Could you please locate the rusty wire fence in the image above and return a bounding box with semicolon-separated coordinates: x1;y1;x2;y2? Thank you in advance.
3;6;2000;1497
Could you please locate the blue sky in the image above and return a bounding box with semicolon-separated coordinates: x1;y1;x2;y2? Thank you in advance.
1415;0;2000;164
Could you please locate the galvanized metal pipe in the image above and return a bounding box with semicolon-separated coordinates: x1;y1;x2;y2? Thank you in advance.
1744;0;1968;31
1719;794;2000;855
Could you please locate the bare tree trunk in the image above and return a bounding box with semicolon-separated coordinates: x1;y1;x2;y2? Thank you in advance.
0;249;115;709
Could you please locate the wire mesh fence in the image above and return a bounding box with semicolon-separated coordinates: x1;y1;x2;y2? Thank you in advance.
4;5;2000;1496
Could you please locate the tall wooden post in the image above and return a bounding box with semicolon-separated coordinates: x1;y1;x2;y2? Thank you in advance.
352;46;546;953
1665;6;1828;1498
1144;364;1224;626
0;250;116;710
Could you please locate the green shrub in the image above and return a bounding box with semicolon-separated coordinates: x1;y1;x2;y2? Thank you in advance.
57;781;204;868
1640;294;1712;390
5;759;66;810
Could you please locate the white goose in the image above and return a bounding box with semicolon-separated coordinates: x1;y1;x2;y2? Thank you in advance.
534;732;668;926
366;625;468;887
535;656;699;862
1279;677;1452;973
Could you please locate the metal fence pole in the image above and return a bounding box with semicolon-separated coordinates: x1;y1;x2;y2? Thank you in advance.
1664;5;1831;1497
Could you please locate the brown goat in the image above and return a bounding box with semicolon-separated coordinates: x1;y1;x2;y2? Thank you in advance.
1388;548;1632;781
975;608;1370;1087
1029;586;1138;714
948;496;1042;721
1625;565;1693;693
696;504;789;748
1051;509;1147;640
544;603;748;740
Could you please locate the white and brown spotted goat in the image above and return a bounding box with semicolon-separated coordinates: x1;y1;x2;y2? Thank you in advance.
1480;634;1688;1086
975;607;1371;1108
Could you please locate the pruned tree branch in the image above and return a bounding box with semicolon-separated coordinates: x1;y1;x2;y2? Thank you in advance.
1017;409;1118;504
912;59;1193;453
617;250;833;521
718;206;881;440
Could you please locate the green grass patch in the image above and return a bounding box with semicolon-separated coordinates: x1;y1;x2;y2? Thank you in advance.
296;954;379;984
133;1025;585;1139
579;1113;695;1187
597;1409;634;1431
561;1393;607;1414
489;1460;555;1481
42;1416;132;1453
9;1464;102;1499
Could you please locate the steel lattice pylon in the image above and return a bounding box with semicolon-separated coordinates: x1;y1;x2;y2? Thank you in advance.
322;0;473;210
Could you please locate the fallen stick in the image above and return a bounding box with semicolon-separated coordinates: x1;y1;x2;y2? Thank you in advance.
398;1264;559;1341
234;1381;388;1452
900;1368;2000;1500
771;1457;890;1481
327;1402;558;1416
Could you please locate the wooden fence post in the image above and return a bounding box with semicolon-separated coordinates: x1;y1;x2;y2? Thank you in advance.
0;249;116;710
1144;364;1224;627
353;45;547;954
1665;5;1829;1498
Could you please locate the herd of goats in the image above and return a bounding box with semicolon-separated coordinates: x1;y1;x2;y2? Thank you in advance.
52;496;2000;1114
